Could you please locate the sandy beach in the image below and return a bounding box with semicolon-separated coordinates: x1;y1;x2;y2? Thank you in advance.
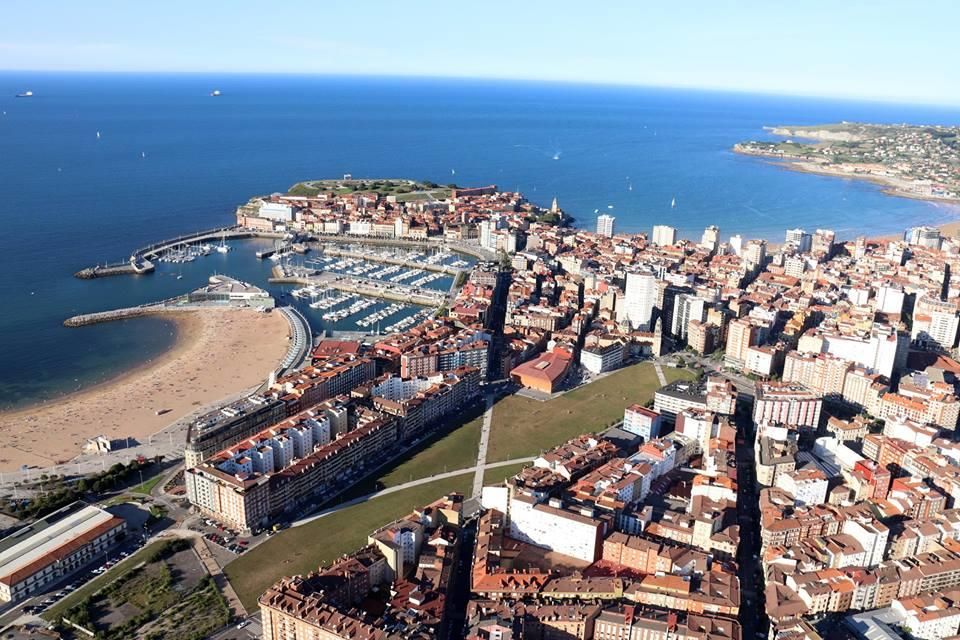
0;308;290;472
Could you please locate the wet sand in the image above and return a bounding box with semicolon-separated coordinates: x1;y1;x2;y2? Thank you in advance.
0;308;290;471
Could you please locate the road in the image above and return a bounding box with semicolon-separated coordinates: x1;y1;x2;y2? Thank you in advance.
732;394;767;640
293;456;534;527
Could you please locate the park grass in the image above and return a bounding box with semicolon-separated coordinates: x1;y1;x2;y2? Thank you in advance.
224;475;472;611
482;462;530;486
378;414;482;487
130;473;164;495
336;404;483;502
485;363;695;463
43;540;168;622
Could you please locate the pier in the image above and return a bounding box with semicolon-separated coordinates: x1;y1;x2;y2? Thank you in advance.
74;259;155;279
74;226;286;279
315;246;468;277
270;265;448;307
63;298;191;327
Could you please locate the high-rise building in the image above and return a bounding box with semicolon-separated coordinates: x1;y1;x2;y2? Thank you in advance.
672;293;709;340
854;236;867;259
724;318;759;368
785;228;812;253
912;295;960;350
905;226;941;249
701;225;720;253
596;214;615;238
621;268;657;330
729;234;743;256
744;239;767;271
812;229;836;257
874;283;906;315
651;225;677;247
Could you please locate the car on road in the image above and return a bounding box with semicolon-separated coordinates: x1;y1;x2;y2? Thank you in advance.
236;620;250;629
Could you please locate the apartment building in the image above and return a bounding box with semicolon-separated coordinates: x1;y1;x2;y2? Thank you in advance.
753;382;823;431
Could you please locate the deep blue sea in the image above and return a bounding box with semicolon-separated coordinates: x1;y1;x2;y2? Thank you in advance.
1;72;958;409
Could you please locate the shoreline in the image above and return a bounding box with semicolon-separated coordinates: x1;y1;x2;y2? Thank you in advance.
0;315;183;415
734;147;960;206
0;308;290;472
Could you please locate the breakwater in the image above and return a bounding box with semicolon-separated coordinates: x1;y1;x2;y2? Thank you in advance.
74;260;155;279
63;299;190;327
73;226;286;280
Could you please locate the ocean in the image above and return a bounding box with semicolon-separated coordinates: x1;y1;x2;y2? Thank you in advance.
0;72;958;409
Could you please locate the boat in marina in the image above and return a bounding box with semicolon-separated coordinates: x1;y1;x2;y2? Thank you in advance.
215;231;231;253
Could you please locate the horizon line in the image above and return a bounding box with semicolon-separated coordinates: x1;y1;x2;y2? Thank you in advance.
1;68;958;111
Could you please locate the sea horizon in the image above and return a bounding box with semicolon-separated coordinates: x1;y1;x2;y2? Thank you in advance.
5;69;960;112
2;72;960;409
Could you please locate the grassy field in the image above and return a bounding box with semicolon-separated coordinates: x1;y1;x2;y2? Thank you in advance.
336;404;483;503
224;475;472;611
486;363;695;462
130;473;164;495
482;462;530;486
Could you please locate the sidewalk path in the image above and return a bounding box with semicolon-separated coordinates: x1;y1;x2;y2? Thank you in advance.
471;394;496;498
294;456;534;528
653;361;668;386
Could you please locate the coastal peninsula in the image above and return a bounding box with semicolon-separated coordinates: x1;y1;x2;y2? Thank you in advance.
734;122;960;202
0;309;289;472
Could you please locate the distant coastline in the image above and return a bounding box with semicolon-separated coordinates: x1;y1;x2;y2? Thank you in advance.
734;121;960;206
735;147;960;205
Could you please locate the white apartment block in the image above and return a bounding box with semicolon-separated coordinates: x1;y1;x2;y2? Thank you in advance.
651;225;677;247
597;214;615;238
621;269;657;330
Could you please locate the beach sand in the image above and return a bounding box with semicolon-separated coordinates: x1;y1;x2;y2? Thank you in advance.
0;308;290;472
872;219;960;243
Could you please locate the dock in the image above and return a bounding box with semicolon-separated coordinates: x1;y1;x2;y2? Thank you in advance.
270;265;447;307
74;226;286;279
316;246;468;277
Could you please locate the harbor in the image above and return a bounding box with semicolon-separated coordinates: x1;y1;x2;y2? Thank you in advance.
67;228;478;339
73;225;489;280
269;264;449;307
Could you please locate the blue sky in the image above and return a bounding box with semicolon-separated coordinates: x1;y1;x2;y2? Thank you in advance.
1;0;955;105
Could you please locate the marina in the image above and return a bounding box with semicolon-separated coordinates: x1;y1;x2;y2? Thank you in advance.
70;228;476;338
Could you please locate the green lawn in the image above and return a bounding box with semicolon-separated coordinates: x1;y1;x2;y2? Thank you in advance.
482;462;530;486
224;475;472;611
130;473;164;495
336;404;483;502
486;363;695;462
43;540;169;622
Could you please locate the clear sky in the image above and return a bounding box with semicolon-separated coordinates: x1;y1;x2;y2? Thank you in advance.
1;0;955;105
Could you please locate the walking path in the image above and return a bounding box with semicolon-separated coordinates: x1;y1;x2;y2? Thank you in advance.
155;528;246;617
294;456;534;528
471;394;496;498
653;360;668;386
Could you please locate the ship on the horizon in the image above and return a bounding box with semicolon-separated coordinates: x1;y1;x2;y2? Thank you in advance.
210;89;221;97
15;90;33;98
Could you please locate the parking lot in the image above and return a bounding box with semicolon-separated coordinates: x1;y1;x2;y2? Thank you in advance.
17;537;146;618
